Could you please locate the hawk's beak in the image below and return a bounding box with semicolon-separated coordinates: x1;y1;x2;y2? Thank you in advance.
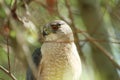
42;25;52;36
43;30;48;36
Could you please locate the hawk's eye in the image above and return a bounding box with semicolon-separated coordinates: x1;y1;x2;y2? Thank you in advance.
51;23;61;30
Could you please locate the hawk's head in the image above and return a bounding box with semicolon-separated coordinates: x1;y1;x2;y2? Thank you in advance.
42;20;74;42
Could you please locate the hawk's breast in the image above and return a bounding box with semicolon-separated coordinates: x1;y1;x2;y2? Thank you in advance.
40;42;81;80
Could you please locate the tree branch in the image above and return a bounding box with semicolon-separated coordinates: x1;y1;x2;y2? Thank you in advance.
6;36;11;73
79;30;120;69
0;65;17;80
64;0;86;61
88;35;120;69
63;0;120;69
56;0;70;24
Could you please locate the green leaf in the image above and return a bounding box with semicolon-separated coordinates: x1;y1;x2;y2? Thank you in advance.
0;7;6;18
10;30;16;38
5;0;12;6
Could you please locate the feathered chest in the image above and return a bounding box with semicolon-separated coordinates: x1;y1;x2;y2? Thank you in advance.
41;42;72;57
40;42;81;80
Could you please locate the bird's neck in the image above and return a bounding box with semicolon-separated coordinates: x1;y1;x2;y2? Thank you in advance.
44;33;74;43
41;42;75;56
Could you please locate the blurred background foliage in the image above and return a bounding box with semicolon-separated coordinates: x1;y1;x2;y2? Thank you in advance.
0;0;120;80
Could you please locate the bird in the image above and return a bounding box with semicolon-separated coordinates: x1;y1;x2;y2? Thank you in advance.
26;48;41;80
26;20;82;80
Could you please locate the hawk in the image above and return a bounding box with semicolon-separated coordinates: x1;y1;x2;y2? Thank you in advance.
26;20;82;80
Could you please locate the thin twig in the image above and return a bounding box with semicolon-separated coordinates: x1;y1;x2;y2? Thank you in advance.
86;35;120;69
64;0;85;61
0;65;17;80
33;0;47;9
6;36;11;73
41;35;120;44
11;0;20;21
64;0;120;69
56;0;70;24
79;1;107;48
79;29;120;69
